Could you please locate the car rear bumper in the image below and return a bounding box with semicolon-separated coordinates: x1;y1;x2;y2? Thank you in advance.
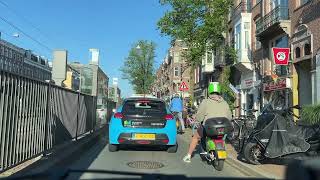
109;118;177;145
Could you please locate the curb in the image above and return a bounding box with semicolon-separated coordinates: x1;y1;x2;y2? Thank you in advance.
225;146;285;180
225;154;268;178
8;126;107;178
181;129;281;179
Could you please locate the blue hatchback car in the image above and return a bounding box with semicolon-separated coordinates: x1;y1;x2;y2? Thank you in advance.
108;97;177;153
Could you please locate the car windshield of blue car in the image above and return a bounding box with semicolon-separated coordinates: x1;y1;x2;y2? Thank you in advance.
122;100;166;117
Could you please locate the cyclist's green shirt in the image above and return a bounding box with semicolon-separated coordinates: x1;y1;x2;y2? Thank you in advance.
196;95;232;124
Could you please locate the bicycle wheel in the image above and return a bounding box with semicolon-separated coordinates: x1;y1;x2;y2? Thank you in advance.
237;125;248;153
229;120;240;141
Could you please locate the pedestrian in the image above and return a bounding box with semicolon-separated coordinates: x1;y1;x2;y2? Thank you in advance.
183;82;232;163
170;93;185;133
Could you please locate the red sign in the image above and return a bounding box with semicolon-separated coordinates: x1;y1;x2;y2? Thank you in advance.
272;48;290;65
179;81;189;91
263;78;287;92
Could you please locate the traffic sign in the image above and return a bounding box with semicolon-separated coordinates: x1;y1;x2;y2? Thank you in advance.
179;81;189;91
272;47;290;65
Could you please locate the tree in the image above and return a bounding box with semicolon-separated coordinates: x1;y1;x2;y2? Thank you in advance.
157;0;237;108
120;40;156;94
157;0;234;66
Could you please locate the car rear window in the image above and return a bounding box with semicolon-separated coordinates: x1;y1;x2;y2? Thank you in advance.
122;99;166;116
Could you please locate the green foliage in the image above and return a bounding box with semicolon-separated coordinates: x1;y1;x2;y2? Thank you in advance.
301;104;320;125
158;0;234;66
120;40;156;94
220;65;236;110
225;46;237;65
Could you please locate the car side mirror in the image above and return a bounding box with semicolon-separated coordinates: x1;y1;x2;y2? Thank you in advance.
112;109;116;113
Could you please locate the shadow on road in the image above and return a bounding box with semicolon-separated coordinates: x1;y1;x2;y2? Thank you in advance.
10;128;108;180
65;136;108;180
119;145;168;152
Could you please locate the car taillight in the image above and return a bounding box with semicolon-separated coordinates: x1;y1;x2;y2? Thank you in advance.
165;114;174;120
118;138;125;143
114;112;123;119
162;139;169;144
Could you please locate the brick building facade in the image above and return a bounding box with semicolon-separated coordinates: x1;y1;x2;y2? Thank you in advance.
289;0;320;107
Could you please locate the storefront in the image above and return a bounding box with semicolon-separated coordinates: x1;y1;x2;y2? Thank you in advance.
239;71;260;115
263;77;292;109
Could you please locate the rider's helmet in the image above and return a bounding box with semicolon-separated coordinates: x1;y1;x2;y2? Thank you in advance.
208;82;221;95
174;93;180;98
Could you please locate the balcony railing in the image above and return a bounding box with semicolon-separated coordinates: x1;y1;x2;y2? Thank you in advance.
256;6;289;35
232;1;251;18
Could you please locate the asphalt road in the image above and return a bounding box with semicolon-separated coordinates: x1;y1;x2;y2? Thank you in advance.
61;130;264;180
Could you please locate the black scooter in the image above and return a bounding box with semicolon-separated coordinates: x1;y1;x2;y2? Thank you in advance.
242;105;320;165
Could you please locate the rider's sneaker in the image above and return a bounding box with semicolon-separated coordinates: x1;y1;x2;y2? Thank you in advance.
183;154;191;163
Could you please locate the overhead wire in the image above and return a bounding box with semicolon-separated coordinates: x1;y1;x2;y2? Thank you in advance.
0;15;52;52
0;0;54;44
0;28;50;58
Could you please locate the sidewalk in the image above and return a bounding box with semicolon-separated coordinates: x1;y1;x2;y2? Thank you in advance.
181;129;286;179
226;144;286;179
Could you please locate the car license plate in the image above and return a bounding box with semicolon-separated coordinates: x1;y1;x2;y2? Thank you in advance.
217;151;227;159
134;134;155;140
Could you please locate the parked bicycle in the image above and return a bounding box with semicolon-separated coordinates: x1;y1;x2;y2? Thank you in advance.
185;113;201;136
229;107;258;152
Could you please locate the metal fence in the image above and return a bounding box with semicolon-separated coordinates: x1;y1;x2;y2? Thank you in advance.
0;70;97;172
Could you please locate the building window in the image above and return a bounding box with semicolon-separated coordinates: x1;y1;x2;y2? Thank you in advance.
202;55;205;65
254;0;261;6
207;51;212;63
295;47;301;58
304;43;311;55
244;22;250;30
275;36;288;48
256;37;261;49
4;48;8;57
235;23;241;51
174;52;180;63
31;55;38;62
298;0;310;7
245;31;249;49
174;67;179;77
41;59;46;65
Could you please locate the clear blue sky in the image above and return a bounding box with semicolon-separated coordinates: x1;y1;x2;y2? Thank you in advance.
0;0;170;98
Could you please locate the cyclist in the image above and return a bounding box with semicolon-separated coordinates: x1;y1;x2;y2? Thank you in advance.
183;82;232;163
170;93;185;133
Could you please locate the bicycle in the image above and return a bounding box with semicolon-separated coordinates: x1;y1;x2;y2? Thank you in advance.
229;107;258;153
185;113;201;136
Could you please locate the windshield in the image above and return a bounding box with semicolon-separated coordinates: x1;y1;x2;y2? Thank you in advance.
122;100;166;117
0;0;315;180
